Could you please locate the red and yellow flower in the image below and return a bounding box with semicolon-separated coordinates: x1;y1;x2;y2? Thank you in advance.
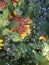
9;16;32;39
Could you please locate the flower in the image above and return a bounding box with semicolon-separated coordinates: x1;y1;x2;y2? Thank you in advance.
9;16;32;39
0;39;3;43
0;39;4;50
39;35;46;41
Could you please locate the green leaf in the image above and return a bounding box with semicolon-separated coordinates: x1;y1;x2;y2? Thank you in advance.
1;8;10;19
15;8;22;16
40;61;49;65
10;32;21;42
2;29;9;35
47;9;49;19
32;53;47;63
9;21;19;28
0;19;10;27
46;0;49;4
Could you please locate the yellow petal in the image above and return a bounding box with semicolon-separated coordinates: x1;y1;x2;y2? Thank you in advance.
26;25;30;29
20;33;27;39
28;21;32;24
27;29;31;35
0;43;4;46
0;39;3;43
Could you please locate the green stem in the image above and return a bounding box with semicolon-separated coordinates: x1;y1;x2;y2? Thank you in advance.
36;63;38;65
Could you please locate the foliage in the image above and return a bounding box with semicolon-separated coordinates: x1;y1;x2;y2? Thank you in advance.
0;0;49;65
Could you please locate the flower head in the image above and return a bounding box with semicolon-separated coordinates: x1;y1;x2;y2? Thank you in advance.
9;16;32;39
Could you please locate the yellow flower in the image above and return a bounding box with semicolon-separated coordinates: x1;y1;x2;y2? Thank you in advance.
0;39;3;43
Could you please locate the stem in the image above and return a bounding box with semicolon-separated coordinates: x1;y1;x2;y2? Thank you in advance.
36;63;38;65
